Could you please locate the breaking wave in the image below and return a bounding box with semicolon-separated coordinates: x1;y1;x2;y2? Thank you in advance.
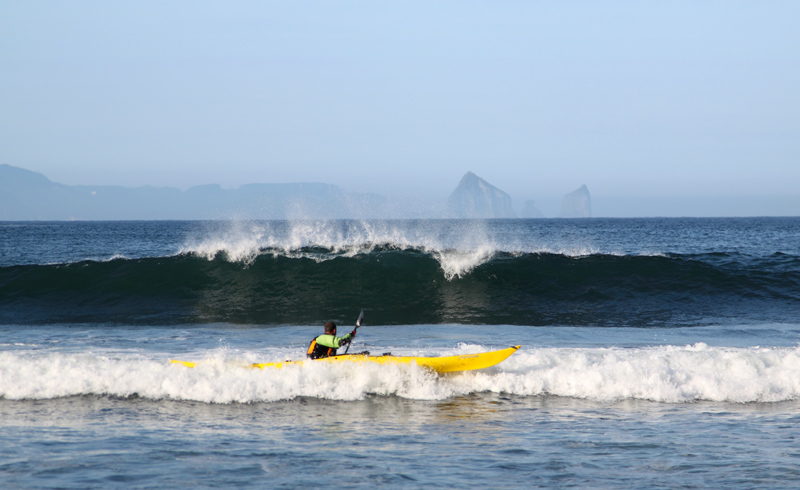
2;343;799;404
1;241;798;326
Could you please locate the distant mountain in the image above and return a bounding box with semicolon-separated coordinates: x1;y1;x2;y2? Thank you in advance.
0;164;386;220
447;172;515;219
561;184;592;218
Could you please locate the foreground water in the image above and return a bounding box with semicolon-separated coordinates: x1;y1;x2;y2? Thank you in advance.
1;219;800;488
2;324;800;489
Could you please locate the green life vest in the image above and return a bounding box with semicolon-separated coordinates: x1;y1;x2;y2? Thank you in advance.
307;333;353;359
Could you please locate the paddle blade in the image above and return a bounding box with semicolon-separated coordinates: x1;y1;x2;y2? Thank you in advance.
355;309;365;328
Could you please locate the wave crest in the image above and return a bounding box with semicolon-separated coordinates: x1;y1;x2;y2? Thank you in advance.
2;226;799;326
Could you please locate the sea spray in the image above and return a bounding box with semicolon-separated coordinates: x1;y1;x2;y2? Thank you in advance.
180;219;502;276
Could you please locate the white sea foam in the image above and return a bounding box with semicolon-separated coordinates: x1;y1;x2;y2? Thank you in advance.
470;343;800;403
2;344;799;404
432;248;496;280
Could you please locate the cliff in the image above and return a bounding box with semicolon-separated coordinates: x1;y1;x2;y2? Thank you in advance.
447;172;516;219
560;184;592;218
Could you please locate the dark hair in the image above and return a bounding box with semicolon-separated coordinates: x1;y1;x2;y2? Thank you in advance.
324;322;337;334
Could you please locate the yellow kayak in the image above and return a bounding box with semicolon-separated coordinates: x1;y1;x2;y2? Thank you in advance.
171;345;520;374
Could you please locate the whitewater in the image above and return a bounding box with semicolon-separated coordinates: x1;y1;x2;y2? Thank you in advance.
4;336;800;404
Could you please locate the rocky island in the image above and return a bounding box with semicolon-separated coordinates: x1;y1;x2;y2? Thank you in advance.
560;184;592;218
447;172;516;219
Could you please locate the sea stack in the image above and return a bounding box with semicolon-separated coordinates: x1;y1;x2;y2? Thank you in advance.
560;185;592;218
447;171;516;218
521;200;544;218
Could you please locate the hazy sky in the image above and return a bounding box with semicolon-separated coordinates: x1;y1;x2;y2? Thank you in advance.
2;1;799;206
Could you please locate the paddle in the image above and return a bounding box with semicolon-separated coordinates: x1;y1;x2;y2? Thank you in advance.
342;309;364;355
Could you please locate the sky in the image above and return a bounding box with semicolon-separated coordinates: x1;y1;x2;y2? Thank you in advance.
1;1;799;215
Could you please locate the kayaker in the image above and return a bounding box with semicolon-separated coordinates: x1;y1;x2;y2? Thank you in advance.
307;322;356;359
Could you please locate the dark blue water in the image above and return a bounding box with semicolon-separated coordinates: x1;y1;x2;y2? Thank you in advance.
2;218;799;326
2;218;800;488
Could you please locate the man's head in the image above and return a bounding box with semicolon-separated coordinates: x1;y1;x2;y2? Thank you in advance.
324;322;337;334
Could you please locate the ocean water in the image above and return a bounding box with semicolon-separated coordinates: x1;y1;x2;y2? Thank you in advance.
1;218;800;489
